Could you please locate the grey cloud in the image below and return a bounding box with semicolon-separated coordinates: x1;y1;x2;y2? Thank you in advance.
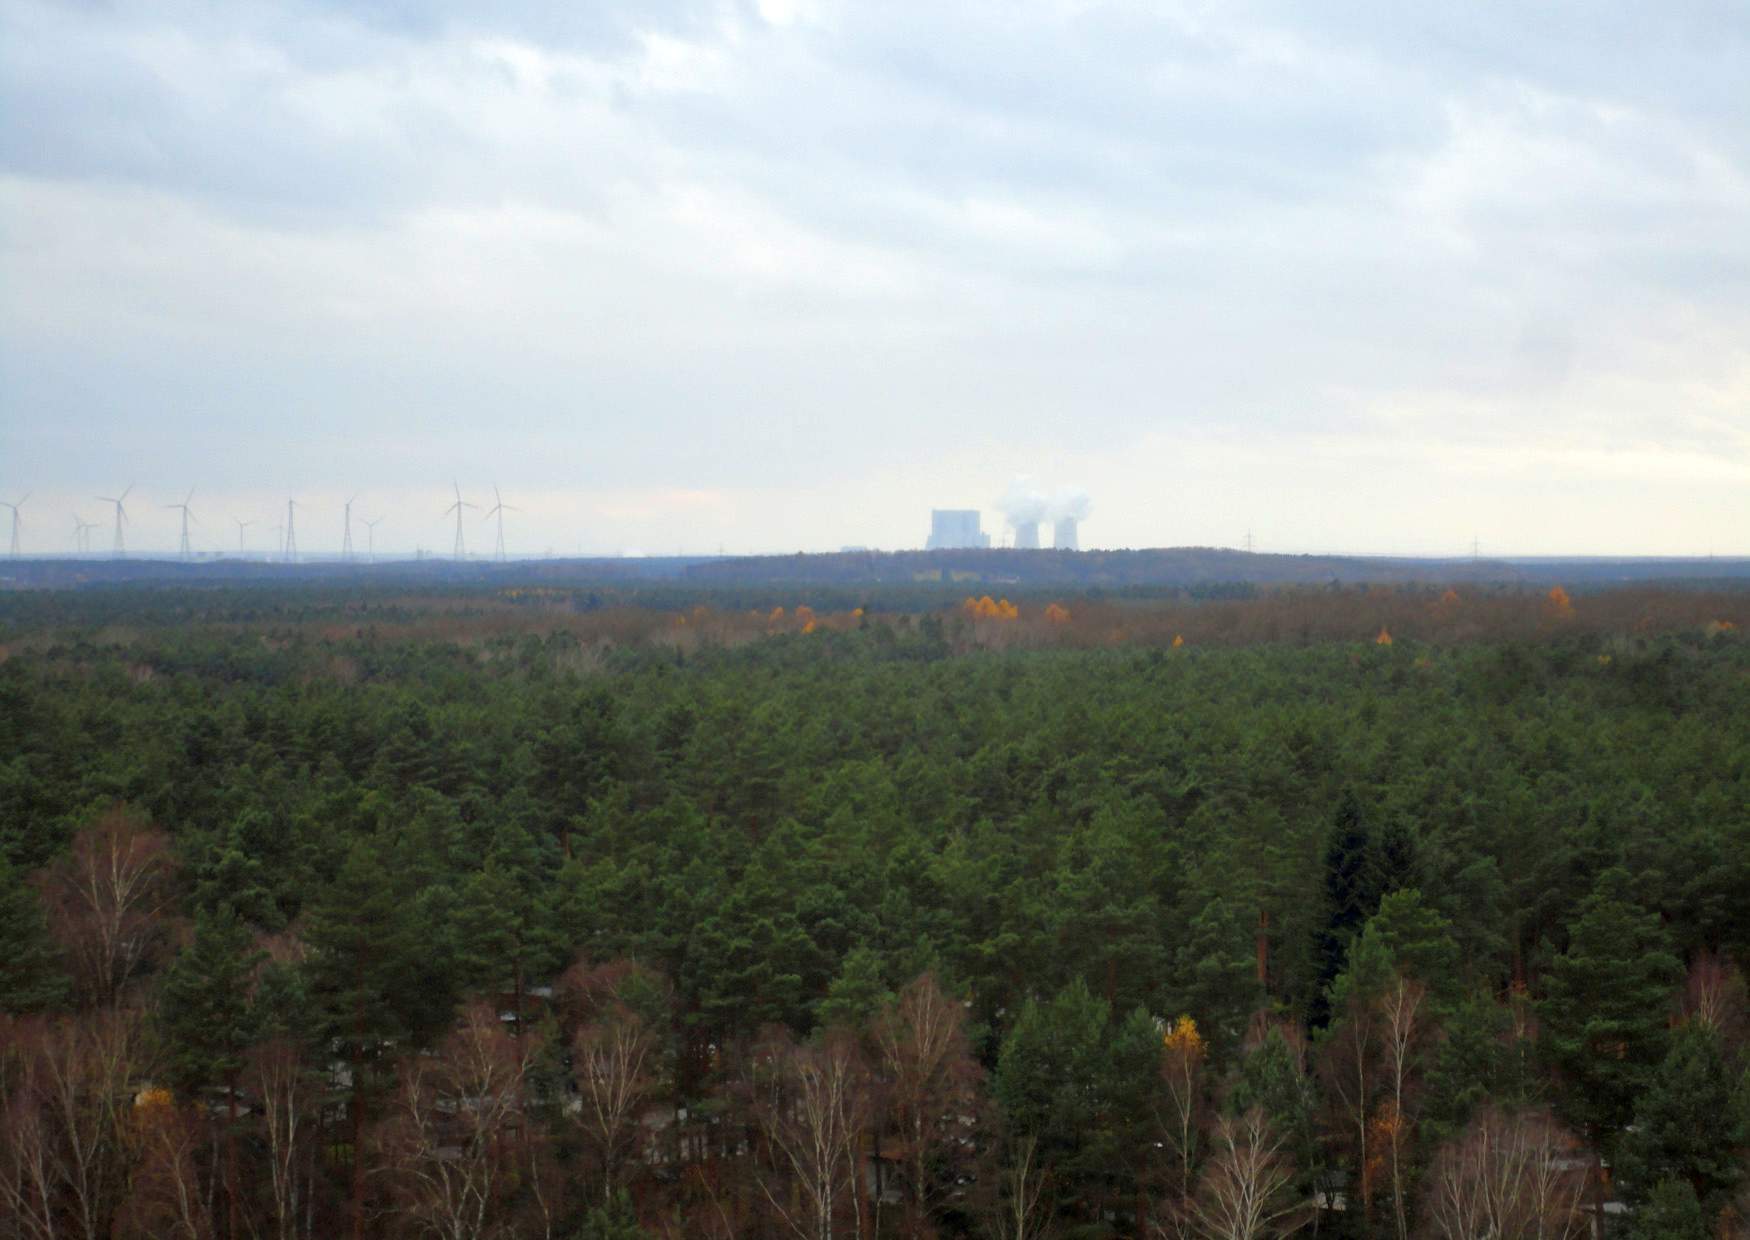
2;0;1747;552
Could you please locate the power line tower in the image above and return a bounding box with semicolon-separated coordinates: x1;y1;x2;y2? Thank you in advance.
284;499;299;563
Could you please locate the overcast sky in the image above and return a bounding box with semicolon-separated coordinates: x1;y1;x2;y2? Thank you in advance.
3;0;1747;557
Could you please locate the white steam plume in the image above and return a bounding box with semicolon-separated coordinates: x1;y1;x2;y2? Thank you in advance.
998;476;1049;526
1050;486;1092;521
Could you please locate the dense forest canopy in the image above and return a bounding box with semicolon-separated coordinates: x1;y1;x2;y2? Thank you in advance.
1;581;1747;1239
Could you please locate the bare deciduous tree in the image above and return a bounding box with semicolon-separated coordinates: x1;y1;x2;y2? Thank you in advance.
749;1027;873;1240
249;1038;319;1240
1377;976;1427;1240
1159;1016;1211;1214
117;1089;215;1240
40;808;175;1007
572;1002;658;1205
375;1004;538;1240
873;974;981;1240
0;1010;144;1240
1190;1109;1304;1240
1422;1108;1589;1240
1683;949;1746;1045
1318;991;1380;1225
987;1133;1052;1240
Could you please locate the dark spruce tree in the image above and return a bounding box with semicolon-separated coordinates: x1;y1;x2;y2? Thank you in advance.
1310;787;1379;1027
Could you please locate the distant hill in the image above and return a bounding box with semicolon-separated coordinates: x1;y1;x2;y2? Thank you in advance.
681;546;1750;589
3;548;1747;592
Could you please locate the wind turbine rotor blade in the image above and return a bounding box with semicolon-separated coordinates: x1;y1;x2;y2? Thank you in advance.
120;484;134;502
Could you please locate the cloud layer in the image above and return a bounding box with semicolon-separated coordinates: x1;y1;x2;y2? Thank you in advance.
3;0;1747;554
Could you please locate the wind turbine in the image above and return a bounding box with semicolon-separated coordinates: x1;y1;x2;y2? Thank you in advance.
1;494;26;559
72;514;99;555
443;481;478;559
342;494;359;561
284;499;299;563
483;484;518;562
233;517;255;557
362;516;384;563
164;488;198;559
96;485;133;557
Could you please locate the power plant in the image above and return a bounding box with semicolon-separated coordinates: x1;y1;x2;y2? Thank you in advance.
997;477;1091;550
926;509;991;550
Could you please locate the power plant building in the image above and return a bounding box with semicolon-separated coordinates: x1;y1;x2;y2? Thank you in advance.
926;509;991;550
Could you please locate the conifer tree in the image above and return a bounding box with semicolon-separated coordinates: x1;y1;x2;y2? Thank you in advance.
1539;867;1682;1148
157;907;266;1240
1616;1021;1748;1214
305;839;457;1239
158;907;264;1094
1629;1178;1708;1240
0;856;67;1012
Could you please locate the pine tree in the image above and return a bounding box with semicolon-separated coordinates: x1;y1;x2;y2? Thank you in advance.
1311;788;1378;1027
157;907;266;1240
1539;867;1682;1146
1174;893;1264;1056
0;856;67;1012
817;946;893;1029
305;839;457;1239
1422;992;1537;1143
1629;1178;1708;1240
158;907;264;1093
1616;1021;1748;1213
1364;888;1461;1010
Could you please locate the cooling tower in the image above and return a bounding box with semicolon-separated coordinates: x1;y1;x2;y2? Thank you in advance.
1052;517;1078;551
1013;521;1040;549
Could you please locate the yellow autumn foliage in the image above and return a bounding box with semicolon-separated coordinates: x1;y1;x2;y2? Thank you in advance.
1162;1015;1206;1060
963;595;1019;621
1376;628;1393;646
134;1085;173;1112
1044;603;1072;624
